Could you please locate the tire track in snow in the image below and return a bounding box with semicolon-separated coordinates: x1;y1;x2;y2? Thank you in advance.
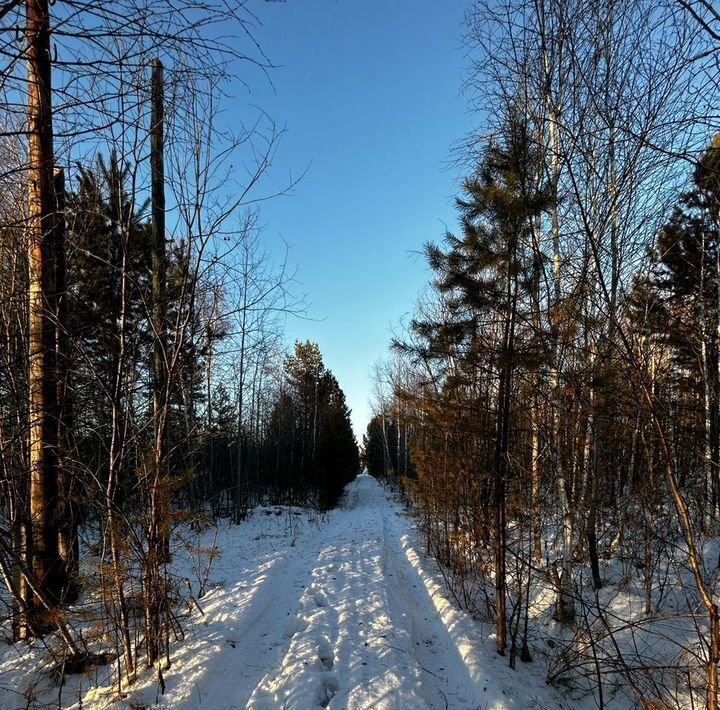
246;547;342;709
382;504;480;708
146;475;563;710
166;528;330;709
326;480;429;709
246;478;430;709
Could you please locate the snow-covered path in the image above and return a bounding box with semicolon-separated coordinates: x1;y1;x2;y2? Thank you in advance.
134;474;563;710
0;473;700;709
33;474;571;710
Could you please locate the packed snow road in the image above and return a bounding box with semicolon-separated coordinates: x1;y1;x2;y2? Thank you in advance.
108;474;563;709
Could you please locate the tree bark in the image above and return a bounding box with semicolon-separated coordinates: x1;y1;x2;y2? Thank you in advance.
150;57;169;564
53;167;78;603
26;0;65;633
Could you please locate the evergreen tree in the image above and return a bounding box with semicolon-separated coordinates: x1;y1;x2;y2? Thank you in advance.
404;112;552;655
266;341;359;508
315;377;359;506
363;415;390;478
67;154;152;486
638;137;720;521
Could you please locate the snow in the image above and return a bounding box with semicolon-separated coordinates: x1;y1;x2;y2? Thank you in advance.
0;474;577;709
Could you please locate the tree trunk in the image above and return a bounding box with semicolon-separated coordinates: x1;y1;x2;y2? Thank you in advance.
546;78;575;625
150;57;169;564
587;423;602;591
494;262;519;656
531;400;542;563
107;243;134;682
53;168;78;603
494;364;509;656
26;0;65;633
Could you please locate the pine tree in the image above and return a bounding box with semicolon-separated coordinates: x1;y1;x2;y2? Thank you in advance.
408;112;552;655
67;155;152;494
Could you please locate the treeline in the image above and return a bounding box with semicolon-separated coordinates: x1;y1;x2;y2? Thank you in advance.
365;1;720;707
0;0;357;695
62;160;357;519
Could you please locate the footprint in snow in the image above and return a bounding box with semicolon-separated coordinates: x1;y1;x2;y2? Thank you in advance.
316;671;339;708
249;690;277;710
283;614;309;638
317;636;335;670
312;586;328;608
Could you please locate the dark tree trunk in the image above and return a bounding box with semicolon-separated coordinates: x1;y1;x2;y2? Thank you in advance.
53;168;78;603
150;57;170;564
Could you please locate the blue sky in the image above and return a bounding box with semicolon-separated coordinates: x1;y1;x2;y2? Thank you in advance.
232;0;474;440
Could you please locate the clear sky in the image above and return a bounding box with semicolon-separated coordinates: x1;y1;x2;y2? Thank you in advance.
231;0;474;441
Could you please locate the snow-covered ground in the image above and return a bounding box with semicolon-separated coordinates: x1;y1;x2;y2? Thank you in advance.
1;474;579;709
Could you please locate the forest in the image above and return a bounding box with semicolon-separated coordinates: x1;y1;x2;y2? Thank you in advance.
2;0;720;708
363;1;720;708
0;0;360;706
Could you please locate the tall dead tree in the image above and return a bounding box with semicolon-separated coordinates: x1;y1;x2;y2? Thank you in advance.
143;56;170;669
150;57;169;565
26;0;65;633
